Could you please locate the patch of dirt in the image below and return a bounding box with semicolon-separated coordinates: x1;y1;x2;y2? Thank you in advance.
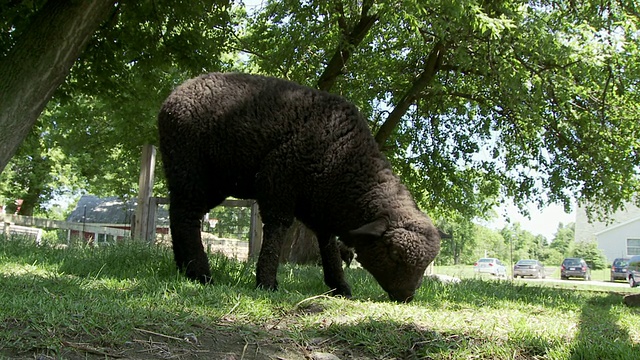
2;316;373;360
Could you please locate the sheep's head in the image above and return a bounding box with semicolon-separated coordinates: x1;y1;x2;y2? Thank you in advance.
344;216;441;302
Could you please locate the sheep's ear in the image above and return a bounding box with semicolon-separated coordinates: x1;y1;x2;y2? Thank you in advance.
349;218;388;238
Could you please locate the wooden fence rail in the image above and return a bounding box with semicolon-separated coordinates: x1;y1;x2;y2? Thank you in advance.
2;195;262;258
2;214;131;242
147;197;262;259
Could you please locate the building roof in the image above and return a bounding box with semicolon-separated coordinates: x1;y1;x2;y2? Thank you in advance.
66;195;169;225
594;215;640;236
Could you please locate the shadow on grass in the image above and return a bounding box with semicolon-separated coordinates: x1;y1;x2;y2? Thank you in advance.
569;294;640;360
0;269;330;360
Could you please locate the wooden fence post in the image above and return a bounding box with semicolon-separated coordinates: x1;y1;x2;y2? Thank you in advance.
249;202;263;259
146;196;158;244
134;144;156;242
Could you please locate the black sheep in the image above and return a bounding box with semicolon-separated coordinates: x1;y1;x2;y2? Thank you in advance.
158;72;441;302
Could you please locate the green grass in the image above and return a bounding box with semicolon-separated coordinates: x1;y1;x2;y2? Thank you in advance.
1;236;639;359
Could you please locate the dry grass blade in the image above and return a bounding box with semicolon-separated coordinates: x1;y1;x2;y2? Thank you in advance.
61;341;124;358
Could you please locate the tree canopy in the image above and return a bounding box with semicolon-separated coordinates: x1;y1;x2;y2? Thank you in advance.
1;0;639;227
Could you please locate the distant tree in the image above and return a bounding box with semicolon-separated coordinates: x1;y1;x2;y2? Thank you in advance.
0;113;84;216
472;226;509;263
530;234;548;260
573;241;608;270
550;223;575;256
207;206;251;241
538;247;564;267
500;223;549;264
1;132;53;216
435;215;476;265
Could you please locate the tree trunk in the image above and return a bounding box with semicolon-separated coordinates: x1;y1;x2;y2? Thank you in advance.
280;220;321;264
0;0;117;175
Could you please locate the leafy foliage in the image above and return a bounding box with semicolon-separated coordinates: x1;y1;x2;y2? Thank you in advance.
573;241;609;270
550;222;576;255
437;218;583;267
205;206;252;241
238;0;640;219
2;0;640;226
0;118;82;216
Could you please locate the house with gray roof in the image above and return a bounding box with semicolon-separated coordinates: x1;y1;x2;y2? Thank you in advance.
575;202;640;263
66;195;169;242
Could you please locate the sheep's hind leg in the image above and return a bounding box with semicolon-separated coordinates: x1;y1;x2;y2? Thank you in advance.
254;147;296;291
169;196;212;284
255;218;293;290
318;234;352;298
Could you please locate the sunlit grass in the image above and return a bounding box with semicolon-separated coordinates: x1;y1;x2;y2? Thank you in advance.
1;235;639;359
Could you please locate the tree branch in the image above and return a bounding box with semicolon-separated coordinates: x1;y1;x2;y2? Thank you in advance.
316;0;378;91
601;64;612;122
374;41;445;147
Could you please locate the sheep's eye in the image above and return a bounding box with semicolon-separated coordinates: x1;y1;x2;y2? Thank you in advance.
389;247;401;262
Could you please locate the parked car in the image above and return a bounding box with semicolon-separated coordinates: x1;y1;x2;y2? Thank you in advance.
610;257;630;282
473;258;507;277
560;258;591;280
513;259;545;279
628;255;640;288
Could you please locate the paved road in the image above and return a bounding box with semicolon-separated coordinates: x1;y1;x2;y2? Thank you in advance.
472;272;635;289
514;277;633;289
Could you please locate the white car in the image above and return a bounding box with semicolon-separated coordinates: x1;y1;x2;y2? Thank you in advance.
474;258;507;277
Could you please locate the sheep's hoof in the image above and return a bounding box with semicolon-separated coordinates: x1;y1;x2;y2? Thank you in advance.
332;285;352;299
185;268;212;285
256;280;278;291
196;274;213;285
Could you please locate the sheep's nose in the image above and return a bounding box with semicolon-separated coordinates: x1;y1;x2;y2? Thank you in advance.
388;290;414;303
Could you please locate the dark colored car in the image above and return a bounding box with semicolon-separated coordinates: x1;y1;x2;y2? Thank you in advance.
610;257;630;282
560;258;591;280
628;255;640;288
513;259;546;279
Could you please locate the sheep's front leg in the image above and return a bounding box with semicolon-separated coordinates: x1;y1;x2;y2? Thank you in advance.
318;234;352;298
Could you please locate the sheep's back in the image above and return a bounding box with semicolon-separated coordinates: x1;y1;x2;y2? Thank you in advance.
158;72;391;229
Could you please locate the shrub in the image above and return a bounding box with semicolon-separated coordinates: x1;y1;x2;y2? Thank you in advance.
572;241;608;270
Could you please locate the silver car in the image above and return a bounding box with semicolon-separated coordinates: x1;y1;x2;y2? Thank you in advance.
473;258;507;277
513;259;546;279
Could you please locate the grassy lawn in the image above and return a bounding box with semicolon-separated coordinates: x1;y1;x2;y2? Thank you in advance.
1;236;639;359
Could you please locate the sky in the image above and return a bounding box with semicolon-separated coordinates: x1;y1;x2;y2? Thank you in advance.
486;203;576;241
